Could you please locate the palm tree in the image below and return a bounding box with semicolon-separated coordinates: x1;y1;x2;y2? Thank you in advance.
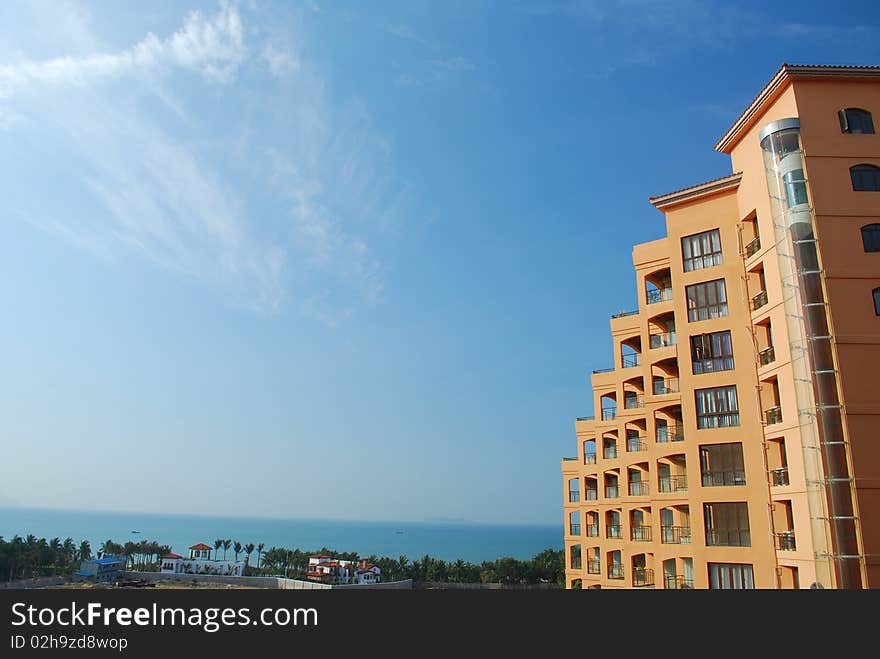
233;541;242;561
222;539;231;561
256;543;265;569
214;539;223;561
244;543;255;566
78;540;92;561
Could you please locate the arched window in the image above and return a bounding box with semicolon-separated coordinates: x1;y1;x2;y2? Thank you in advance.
874;287;880;316
839;108;875;134
862;224;880;252
851;164;880;191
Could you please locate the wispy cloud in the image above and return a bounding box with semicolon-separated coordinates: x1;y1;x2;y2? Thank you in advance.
395;55;476;89
387;23;430;46
0;2;404;319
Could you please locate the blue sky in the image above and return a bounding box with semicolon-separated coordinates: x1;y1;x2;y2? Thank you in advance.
2;1;878;525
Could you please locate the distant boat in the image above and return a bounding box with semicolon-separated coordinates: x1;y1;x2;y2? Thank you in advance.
131;530;141;534
395;530;404;534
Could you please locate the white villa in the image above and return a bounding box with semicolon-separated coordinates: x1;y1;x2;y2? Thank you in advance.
307;555;381;585
159;543;247;576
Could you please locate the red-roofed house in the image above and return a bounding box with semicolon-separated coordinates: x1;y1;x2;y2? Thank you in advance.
158;542;246;576
306;554;382;585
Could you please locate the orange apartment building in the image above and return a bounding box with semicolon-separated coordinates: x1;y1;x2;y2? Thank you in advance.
561;64;880;589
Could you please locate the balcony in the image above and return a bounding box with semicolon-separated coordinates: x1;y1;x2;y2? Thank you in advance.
752;289;768;311
584;453;597;464
649;332;677;349
630;525;652;542
585;524;599;537
776;531;797;551
568;491;580;503
603;446;618;460
587;559;601;575
624;394;645;410
656;425;684;443
705;529;751;547
606;524;622;539
628;481;650;496
665;575;694;590
585;488;599;501
608;564;624;580
652;378;680;395
646;288;673;305
745;236;761;258
602;407;617;421
701;470;747;487
660;525;692;545
621;354;641;369
770;467;790;487
658;476;688;493
765;406;782;425
626;437;648;453
611;309;639;319
632;568;655;588
758;346;776;366
605;485;620;499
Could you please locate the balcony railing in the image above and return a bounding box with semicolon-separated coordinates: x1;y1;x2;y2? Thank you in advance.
665;575;694;590
568;491;580;503
621;354;641;369
693;356;735;374
646;288;673;305
765;406;782;425
652;378;680;395
752;289;768;310
630;525;652;542
602;407;617;421
587;559;601;575
660;525;692;545
626;437;648;452
628;481;649;496
570;524;581;536
701;470;747;487
632;567;655;587
606;524;622;539
658;475;688;493
745;236;761;258
585;524;599;537
584;453;597;464
611;309;639;319
584;488;599;501
562;456;578;462
624;394;645;409
758;346;776;366
605;485;619;499
603;446;618;460
770;467;790;487
776;531;797;551
570;556;582;570
656;425;684;443
577;415;595;421
697;412;740;429
649;332;677;349
705;529;751;547
608;564;624;579
592;367;614;374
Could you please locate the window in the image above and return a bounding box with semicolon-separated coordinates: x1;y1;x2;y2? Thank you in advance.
700;443;746;486
695;385;739;428
568;478;580;503
839;108;875;134
851;164;880;191
682;229;723;272
708;563;754;589
691;330;734;374
783;168;808;206
569;511;581;536
874;287;880;316
686;279;728;322
704;502;750;547
863;224;880;252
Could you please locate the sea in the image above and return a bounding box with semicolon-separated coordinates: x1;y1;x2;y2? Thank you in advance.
0;508;562;564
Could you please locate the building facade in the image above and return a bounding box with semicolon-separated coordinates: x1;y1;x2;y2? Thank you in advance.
306;555;382;585
562;64;880;589
159;543;246;576
73;556;125;583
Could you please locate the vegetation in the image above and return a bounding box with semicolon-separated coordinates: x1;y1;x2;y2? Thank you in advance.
1;533;564;587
